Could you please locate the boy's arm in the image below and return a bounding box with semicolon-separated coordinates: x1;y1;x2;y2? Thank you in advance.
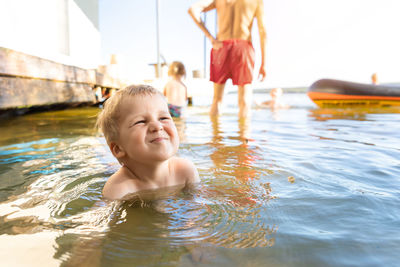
102;181;122;200
189;161;200;183
102;172;132;201
188;0;222;49
256;0;267;81
184;158;200;183
174;157;200;183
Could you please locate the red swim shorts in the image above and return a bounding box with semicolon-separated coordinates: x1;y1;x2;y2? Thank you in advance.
210;39;255;86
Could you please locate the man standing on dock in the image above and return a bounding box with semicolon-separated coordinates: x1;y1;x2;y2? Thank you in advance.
188;0;267;118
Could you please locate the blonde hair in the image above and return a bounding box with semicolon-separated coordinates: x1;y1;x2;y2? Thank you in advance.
96;84;162;144
168;61;186;77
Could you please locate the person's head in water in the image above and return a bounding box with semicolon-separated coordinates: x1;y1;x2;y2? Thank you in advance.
371;73;379;85
270;88;283;100
97;84;165;145
96;84;199;200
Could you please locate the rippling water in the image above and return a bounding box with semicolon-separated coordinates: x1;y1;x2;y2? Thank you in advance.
0;93;399;266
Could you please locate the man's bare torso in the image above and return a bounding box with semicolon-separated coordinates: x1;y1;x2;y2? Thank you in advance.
215;0;260;41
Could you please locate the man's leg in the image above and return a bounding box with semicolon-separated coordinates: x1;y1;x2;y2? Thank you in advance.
210;83;226;116
238;113;251;141
238;84;253;118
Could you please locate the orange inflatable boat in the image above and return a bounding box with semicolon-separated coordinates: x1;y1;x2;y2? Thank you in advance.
308;79;400;108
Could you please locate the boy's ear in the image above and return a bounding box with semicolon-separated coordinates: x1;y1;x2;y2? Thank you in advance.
109;142;126;159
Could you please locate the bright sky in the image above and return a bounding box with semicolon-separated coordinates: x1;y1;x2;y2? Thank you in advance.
99;0;400;88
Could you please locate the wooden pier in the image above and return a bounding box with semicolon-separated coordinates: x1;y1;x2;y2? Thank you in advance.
0;47;122;116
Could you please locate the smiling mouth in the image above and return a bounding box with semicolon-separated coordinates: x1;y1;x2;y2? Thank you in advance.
150;137;168;143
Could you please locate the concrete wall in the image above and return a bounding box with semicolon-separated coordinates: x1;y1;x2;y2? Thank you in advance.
0;0;101;69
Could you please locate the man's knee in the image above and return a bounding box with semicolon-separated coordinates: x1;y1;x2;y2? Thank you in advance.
213;83;226;102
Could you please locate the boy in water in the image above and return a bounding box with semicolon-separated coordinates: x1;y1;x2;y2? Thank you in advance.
163;61;188;118
96;85;199;200
255;88;290;109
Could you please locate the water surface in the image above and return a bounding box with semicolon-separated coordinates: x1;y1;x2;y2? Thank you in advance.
0;93;399;266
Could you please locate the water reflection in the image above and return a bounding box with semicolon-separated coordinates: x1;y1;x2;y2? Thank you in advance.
0;136;113;266
173;116;187;143
0;107;99;146
209;115;259;181
205;115;277;243
308;106;400;121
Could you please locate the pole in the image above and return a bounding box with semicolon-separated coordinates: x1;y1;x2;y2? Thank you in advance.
203;13;207;79
156;0;161;78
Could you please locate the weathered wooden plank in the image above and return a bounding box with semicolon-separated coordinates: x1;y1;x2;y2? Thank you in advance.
96;65;123;89
0;47;96;84
0;77;96;109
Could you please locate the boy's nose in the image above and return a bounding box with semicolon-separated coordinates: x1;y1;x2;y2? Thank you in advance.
149;121;163;132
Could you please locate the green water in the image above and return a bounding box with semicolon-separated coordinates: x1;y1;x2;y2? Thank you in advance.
0;93;399;266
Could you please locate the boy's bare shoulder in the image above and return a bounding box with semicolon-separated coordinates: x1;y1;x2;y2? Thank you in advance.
171;157;200;183
102;167;138;200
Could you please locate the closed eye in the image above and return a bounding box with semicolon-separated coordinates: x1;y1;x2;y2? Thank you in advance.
134;120;146;125
160;116;171;121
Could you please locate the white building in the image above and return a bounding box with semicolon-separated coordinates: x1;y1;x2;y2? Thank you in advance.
0;0;101;69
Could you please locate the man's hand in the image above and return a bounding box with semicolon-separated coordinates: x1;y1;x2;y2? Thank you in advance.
258;64;266;81
211;39;223;50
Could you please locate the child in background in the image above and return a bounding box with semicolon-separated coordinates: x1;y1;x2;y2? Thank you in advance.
371;73;379;85
163;61;188;117
256;88;290;110
96;84;199;200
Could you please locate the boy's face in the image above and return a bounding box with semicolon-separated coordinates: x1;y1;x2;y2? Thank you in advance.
114;94;179;163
